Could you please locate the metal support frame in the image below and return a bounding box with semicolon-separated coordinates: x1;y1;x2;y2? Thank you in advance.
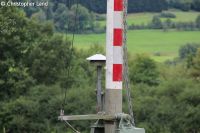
59;113;145;133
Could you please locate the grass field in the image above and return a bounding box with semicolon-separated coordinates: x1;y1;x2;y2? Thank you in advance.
72;30;200;62
98;10;200;26
71;10;200;62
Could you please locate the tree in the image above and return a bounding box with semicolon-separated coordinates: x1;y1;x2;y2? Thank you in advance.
189;49;200;79
179;43;200;59
168;0;192;11
70;4;94;32
128;0;168;12
196;15;200;29
53;4;94;33
163;18;173;31
129;54;159;86
54;3;69;33
0;7;37;101
151;16;163;29
192;0;200;11
0;85;66;133
31;9;47;22
27;34;71;85
0;5;55;100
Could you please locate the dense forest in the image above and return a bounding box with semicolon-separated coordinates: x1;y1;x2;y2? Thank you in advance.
0;1;200;133
24;0;200;15
21;0;200;33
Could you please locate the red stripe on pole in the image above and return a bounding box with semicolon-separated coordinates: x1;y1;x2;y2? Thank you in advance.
113;64;122;81
113;29;123;46
114;0;123;11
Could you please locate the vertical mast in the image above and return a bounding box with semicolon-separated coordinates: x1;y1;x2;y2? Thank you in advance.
105;0;124;132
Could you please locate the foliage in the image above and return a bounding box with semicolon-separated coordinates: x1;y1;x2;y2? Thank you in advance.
192;0;200;11
0;85;66;133
179;43;200;59
1;3;200;133
0;6;43;101
196;15;200;29
129;54;159;86
162;18;174;31
53;3;95;33
133;77;200;133
175;21;196;31
128;0;168;13
159;12;176;18
27;34;71;85
31;9;47;22
168;0;192;11
54;3;71;33
18;0;200;34
24;0;200;15
151;16;163;29
71;4;95;33
189;49;200;79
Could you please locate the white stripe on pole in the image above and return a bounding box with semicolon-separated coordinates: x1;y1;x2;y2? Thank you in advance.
114;11;123;28
113;47;123;64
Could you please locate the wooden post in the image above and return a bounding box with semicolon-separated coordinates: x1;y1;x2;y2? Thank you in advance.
97;65;102;112
3;127;6;133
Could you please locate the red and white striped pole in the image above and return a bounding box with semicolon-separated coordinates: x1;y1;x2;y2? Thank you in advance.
105;0;124;132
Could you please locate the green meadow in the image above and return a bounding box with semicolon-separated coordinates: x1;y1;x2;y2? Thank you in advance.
72;30;200;62
70;11;200;62
98;10;200;26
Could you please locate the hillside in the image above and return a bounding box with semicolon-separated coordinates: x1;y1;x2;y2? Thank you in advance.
97;10;200;26
22;0;200;34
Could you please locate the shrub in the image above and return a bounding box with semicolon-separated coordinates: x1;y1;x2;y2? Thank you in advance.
95;14;106;21
189;48;200;80
175;22;196;31
154;52;161;56
179;43;200;59
196;15;200;29
159;12;176;18
129;54;159;86
151;16;163;29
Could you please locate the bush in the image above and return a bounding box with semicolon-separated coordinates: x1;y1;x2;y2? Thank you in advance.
179;43;200;59
95;14;105;21
175;22;196;31
92;22;105;33
129;23;149;30
159;12;176;18
189;48;200;80
196;15;200;29
129;54;159;86
151;16;163;29
133;78;200;133
154;52;161;56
